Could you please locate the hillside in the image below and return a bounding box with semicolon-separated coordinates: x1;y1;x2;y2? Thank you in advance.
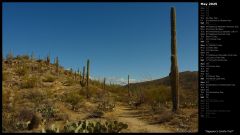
130;71;198;91
2;55;198;133
127;71;198;106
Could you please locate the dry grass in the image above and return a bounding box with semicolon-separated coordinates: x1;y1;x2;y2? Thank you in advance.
20;76;39;89
15;66;28;77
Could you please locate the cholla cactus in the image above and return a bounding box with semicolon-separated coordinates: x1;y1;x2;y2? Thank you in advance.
170;7;179;112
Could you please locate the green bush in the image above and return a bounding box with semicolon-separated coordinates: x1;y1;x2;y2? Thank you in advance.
64;92;83;109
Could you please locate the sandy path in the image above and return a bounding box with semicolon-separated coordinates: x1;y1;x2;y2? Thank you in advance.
106;103;172;133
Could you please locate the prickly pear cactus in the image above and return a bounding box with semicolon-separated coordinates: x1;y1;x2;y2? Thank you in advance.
64;120;128;133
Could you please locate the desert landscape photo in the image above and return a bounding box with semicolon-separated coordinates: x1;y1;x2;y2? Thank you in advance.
2;2;198;133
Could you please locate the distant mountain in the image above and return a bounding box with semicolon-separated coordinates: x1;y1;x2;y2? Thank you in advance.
130;71;198;91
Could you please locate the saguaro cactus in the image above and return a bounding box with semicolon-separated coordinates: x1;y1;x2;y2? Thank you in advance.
170;7;179;112
86;59;90;98
128;75;130;97
103;77;106;90
46;54;50;65
86;59;90;87
74;71;77;80
82;66;85;81
55;56;59;74
79;71;82;80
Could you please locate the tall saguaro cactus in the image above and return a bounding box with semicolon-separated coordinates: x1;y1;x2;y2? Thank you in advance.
103;77;106;90
82;66;85;81
170;7;179;112
86;59;90;87
86;59;90;98
55;56;59;75
46;54;50;65
128;75;130;97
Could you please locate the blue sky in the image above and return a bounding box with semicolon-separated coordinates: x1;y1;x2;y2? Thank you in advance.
3;2;198;84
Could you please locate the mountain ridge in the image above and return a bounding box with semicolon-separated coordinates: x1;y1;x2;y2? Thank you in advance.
128;71;198;91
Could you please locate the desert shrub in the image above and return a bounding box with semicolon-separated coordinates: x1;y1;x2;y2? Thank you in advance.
37;104;57;120
135;85;171;112
42;75;56;82
145;85;171;104
63;78;75;86
64;92;83;110
97;100;115;112
16;108;37;130
22;89;45;104
20;76;39;89
3;108;41;131
64;120;128;133
15;66;28;77
2;112;18;132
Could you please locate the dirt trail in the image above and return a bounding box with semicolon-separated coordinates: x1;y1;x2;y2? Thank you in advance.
105;103;172;133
